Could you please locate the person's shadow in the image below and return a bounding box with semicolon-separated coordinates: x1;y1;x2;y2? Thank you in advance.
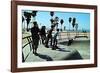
54;47;83;60
52;46;70;52
57;47;70;52
35;53;53;61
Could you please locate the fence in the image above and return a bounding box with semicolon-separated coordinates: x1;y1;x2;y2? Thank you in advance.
22;36;32;62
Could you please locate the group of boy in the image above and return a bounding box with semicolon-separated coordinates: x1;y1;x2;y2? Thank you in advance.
31;21;59;54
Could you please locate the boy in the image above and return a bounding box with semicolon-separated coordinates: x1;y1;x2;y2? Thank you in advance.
45;25;54;48
31;22;40;54
52;29;59;50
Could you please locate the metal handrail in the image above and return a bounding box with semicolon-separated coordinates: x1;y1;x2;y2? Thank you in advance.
22;35;32;62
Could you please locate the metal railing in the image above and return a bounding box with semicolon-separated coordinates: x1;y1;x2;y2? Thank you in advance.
22;35;32;62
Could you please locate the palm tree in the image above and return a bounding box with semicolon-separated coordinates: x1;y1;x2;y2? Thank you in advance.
68;17;72;31
32;11;37;21
50;11;54;25
24;12;31;31
60;19;64;31
72;17;76;31
22;16;25;33
69;17;72;23
68;17;72;37
32;11;37;16
22;16;24;23
75;23;78;37
64;26;66;31
50;11;54;17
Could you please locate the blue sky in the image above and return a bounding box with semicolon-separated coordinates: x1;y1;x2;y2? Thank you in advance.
22;10;90;31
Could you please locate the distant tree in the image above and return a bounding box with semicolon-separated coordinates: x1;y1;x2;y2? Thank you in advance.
50;11;54;25
67;17;72;40
75;23;78;36
83;30;87;37
32;11;37;17
31;11;38;22
22;16;24;23
72;17;76;31
60;19;64;31
69;17;72;23
68;17;72;31
64;26;66;31
50;11;54;17
22;16;25;33
24;12;31;31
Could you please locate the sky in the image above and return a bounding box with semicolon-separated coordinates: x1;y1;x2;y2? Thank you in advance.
22;10;90;31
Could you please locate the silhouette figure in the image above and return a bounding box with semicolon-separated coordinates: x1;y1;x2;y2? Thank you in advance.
31;22;40;54
67;39;73;46
45;25;54;48
40;26;46;45
52;29;59;50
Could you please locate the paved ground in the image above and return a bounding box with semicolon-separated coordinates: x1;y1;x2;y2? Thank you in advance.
23;43;83;62
59;40;90;59
22;32;90;62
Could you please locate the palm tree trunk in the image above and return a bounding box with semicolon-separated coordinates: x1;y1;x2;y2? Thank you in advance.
61;25;62;31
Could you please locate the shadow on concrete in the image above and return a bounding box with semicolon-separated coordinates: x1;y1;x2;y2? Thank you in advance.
57;47;70;52
35;53;53;61
64;50;83;60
